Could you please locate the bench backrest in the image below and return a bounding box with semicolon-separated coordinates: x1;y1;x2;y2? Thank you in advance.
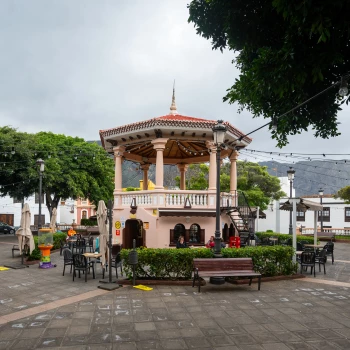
193;258;254;271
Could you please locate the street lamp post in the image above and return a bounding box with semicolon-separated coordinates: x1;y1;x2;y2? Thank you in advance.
287;167;295;235
36;159;45;229
212;120;227;257
319;188;324;232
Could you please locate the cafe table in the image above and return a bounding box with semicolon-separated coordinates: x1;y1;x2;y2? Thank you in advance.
303;244;324;248
82;252;102;277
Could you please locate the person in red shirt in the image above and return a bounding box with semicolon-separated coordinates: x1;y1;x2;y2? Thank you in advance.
206;236;215;248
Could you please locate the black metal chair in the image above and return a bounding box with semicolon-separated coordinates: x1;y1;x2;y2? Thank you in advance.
87;236;94;253
101;244;123;279
324;242;334;264
62;249;73;276
297;242;304;251
299;251;316;277
73;239;86;254
315;249;327;274
72;254;95;282
60;238;69;256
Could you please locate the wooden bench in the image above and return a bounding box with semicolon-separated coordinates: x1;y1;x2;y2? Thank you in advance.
192;258;261;292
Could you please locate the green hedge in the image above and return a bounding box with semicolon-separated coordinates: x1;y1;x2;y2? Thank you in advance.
120;246;297;280
27;232;67;261
255;232;317;245
81;219;97;226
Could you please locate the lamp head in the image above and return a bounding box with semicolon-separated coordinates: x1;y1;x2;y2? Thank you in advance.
36;158;45;172
318;188;324;196
287;167;295;181
212;120;227;146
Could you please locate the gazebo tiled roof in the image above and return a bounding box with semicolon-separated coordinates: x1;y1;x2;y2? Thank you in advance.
99;91;252;164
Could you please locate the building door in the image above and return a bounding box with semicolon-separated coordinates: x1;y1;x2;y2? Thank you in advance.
123;219;145;249
0;214;14;226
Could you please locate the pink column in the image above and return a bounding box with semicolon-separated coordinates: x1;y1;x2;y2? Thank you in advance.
230;150;239;194
113;146;125;192
206;141;217;191
140;164;150;190
177;163;189;190
151;138;168;190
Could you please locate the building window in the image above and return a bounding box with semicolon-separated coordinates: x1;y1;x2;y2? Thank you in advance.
82;210;87;220
81;198;88;205
189;224;200;243
345;208;350;222
13;197;23;204
296;211;305;222
35;192;45;204
173;223;185;243
318;207;330;222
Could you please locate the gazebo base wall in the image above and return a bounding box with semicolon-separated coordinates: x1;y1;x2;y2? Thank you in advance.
112;207;232;249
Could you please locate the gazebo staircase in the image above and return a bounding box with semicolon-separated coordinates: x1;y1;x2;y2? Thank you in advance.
223;191;255;246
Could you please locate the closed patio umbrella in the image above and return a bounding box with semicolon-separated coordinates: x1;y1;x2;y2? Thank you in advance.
97;200;108;268
16;203;35;255
49;208;57;233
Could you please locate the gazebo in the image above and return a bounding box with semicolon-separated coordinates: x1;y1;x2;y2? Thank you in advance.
99;92;252;248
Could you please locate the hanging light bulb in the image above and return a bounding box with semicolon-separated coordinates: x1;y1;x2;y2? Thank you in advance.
48;153;51;158
339;76;349;97
11;147;15;155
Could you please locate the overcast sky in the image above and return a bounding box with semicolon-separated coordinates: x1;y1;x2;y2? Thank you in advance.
1;0;349;163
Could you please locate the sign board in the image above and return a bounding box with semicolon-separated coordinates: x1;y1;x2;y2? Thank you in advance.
116;229;120;236
121;221;125;228
144;222;149;230
115;221;121;229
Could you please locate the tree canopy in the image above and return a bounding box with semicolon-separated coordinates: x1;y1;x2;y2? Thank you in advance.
188;0;350;146
0;127;114;214
176;161;285;210
335;186;350;204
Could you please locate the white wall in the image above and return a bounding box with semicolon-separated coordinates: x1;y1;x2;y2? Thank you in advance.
0;194;58;226
59;199;76;225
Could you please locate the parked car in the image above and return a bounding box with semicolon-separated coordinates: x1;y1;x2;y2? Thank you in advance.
0;222;15;234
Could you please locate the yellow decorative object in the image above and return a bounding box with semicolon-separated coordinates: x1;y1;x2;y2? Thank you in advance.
0;266;10;271
133;285;153;291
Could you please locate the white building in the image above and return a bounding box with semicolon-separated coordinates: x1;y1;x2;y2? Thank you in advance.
256;177;349;234
0;194;76;228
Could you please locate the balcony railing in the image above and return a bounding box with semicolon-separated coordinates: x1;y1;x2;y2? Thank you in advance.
116;190;239;209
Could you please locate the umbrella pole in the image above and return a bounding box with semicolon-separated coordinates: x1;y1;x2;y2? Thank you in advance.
98;199;120;291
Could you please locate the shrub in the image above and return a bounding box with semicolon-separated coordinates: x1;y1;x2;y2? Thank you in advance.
81;218;97;226
255;232;316;245
27;232;67;261
120;246;297;280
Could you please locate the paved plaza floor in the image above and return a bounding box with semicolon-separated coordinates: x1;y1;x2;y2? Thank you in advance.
1;234;350;349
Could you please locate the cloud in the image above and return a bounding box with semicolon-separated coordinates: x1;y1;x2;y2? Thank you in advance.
0;0;348;157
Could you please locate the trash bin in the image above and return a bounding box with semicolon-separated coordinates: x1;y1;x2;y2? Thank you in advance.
229;236;240;248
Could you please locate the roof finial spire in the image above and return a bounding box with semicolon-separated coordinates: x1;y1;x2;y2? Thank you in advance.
169;80;178;115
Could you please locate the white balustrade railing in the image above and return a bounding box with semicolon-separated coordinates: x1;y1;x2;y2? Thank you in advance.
301;227;350;235
118;190;214;208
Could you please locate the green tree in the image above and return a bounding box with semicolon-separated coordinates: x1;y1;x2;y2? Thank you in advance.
176;161;285;209
0;127;114;215
335;186;350;204
224;161;286;209
188;0;350;146
176;163;210;190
